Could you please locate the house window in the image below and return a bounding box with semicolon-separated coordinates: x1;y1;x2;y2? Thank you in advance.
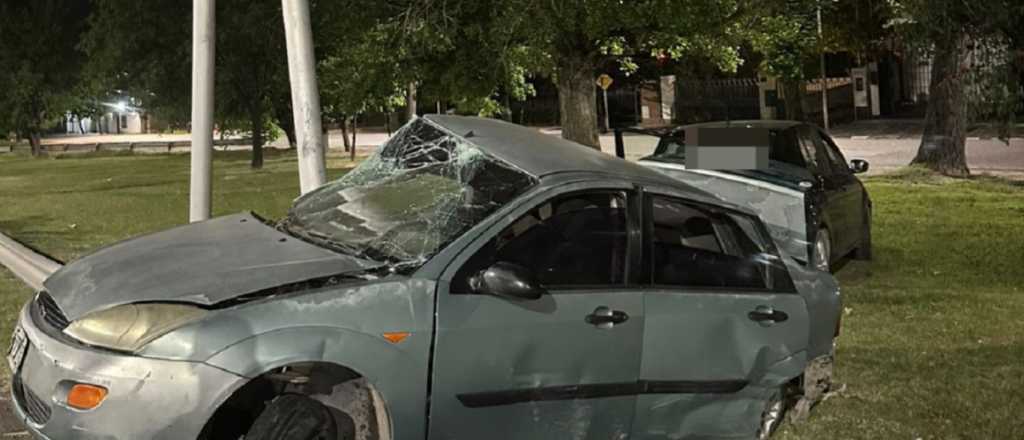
120;115;128;129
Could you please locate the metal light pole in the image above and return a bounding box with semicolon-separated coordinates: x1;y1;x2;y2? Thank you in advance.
282;0;327;194
189;0;215;222
817;3;830;130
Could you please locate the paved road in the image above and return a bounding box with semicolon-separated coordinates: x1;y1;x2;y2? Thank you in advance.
581;129;1024;177
17;125;1024;177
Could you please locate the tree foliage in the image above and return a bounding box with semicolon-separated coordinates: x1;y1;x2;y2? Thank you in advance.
83;0;290;168
0;0;91;154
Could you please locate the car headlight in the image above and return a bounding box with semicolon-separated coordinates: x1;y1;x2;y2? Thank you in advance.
63;303;207;352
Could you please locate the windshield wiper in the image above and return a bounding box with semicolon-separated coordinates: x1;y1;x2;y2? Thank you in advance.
277;217;376;261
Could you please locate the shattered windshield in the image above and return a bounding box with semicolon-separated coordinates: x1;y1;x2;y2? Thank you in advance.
280;118;537;270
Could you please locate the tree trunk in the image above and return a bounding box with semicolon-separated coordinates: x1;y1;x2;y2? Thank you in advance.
555;56;600;149
339;116;351;152
385;112;392;136
274;104;297;149
405;82;418;122
351;115;358;162
781;80;806;122
28;132;42;157
250;110;264;169
911;36;970;176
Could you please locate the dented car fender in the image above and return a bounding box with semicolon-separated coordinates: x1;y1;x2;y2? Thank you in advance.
203;325;429;440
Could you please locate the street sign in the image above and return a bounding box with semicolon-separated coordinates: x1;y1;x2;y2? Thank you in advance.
596;74;614;91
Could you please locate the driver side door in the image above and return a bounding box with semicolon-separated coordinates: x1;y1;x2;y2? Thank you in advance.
429;185;645;440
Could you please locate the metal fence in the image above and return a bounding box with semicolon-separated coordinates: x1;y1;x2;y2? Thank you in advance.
674;78;761;123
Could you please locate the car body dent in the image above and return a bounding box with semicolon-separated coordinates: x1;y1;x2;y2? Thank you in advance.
141;277;435;440
639;161;811;264
42;212;383;320
12;116;844;440
13;304;245;440
203;326;430;440
633;353;806;439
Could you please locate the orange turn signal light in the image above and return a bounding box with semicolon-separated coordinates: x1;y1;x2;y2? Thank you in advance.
382;332;410;344
67;383;108;410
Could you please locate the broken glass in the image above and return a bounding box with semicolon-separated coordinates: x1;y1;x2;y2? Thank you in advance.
280;118;537;272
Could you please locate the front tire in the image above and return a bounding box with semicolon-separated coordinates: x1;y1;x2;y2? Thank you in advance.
245;394;351;440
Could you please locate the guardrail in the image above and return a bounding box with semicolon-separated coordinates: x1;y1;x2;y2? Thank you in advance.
0;232;63;292
0;138;254;154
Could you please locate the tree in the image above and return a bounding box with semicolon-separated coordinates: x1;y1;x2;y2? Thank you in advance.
895;0;1024;175
502;1;745;148
83;0;289;169
746;1;819;121
0;1;91;156
362;1;744;148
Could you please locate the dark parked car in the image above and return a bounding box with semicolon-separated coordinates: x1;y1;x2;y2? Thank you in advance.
10;116;841;440
616;120;872;272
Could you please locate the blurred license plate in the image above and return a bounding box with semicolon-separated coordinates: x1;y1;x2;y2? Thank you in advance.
7;326;28;373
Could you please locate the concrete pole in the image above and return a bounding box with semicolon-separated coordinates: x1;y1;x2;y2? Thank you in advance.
189;0;215;222
817;4;830;130
282;0;327;194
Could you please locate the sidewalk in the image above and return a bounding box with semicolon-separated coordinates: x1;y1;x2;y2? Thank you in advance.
827;119;1024;140
12;122;1024;177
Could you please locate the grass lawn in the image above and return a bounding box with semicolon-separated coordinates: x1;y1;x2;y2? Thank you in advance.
2;153;1023;438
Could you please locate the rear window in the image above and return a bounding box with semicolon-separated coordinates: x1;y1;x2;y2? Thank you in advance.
652;127;807;169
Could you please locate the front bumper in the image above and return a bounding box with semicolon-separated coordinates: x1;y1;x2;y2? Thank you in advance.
10;303;245;440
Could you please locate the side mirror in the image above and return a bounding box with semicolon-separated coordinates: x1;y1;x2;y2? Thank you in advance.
470;261;545;300
850;159;869;174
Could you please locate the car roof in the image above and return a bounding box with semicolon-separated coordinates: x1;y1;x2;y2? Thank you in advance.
679;120;805;130
425;114;693;186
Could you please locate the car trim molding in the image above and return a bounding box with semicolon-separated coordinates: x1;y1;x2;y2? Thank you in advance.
456;379;748;408
640;161;806;198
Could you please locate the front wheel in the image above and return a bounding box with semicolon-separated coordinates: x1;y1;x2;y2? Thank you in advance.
245;394;352;440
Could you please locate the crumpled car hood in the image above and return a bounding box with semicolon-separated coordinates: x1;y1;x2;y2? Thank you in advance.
44;212;383;321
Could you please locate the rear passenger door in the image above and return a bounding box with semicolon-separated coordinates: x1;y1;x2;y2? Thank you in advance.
632;192;809;439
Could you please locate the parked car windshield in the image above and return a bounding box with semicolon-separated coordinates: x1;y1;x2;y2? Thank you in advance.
280;118;537;270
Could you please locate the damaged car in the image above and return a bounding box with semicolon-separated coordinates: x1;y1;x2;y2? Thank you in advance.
615;120;872;272
9;115;841;440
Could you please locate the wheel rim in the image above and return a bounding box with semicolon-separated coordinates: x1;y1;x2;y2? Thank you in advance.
758;392;785;439
814;231;830;272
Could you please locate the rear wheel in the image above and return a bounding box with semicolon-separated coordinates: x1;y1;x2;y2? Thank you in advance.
755;387;786;440
245;394;353;440
812;228;831;273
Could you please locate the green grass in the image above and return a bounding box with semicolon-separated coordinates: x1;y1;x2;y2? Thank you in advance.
779;169;1024;440
0;150;357;368
1;153;1023;438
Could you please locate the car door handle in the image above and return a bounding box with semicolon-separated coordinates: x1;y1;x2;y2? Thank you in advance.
586;306;629;329
748;306;788;326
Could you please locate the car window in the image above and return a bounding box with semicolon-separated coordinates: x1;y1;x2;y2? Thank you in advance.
798;127;831;176
648;195;795;292
817;130;853;176
454;191;630;292
769;128;807;168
